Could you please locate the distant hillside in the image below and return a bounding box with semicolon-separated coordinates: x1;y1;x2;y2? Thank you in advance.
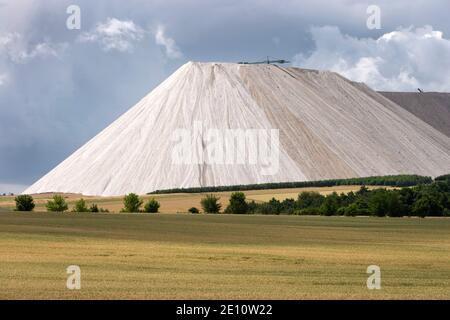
379;92;450;138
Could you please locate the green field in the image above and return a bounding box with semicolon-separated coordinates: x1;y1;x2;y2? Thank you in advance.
1;212;449;299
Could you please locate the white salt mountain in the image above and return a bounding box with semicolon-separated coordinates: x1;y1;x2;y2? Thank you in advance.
25;62;450;196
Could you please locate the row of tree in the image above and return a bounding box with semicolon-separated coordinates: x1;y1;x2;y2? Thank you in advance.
13;175;450;217
150;174;434;194
199;178;450;217
13;193;161;213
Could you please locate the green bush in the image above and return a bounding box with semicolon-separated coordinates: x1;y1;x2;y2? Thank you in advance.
342;203;358;216
225;192;249;214
144;198;160;213
122;193;143;213
368;189;390;217
14;195;35;212
297;192;325;209
201;194;221;214
444;208;450;217
319;193;339;216
412;194;443;218
188;207;200;214
46;195;68;212
435;174;450;182
73;199;89;212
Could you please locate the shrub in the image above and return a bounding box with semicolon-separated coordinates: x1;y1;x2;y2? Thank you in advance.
368;189;406;217
435;174;450;182
267;198;282;215
319;193;339;216
356;185;370;196
122;193;143;213
14;195;35;212
412;194;443;218
73;199;89;212
256;202;276;215
444;208;450;217
144;198;160;213
201;194;221;214
280;198;296;214
46;195;69;212
343;203;358;216
247;201;258;214
297;192;325;209
225;192;248;214
188;207;200;214
90;204;99;213
253;198;283;215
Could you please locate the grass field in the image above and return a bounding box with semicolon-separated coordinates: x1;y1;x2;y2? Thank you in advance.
0;212;449;299
0;185;393;213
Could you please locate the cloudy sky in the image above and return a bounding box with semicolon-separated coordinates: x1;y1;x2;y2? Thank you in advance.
1;0;450;193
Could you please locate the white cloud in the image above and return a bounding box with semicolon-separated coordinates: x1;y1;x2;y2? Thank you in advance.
293;25;450;92
0;32;66;64
154;24;183;59
78;18;145;52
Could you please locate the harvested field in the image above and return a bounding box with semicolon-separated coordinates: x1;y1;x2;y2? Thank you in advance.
0;213;449;299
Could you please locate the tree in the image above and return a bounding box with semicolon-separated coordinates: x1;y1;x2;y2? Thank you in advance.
280;198;296;214
444;208;450;217
122;193;143;213
14;195;35;212
398;187;416;216
144;198;160;213
225;192;248;214
412;194;443;218
385;192;404;217
319;192;339;216
340;203;359;216
297;192;325;209
188;207;199;214
356;185;370;196
267;198;282;215
46;195;68;212
368;189;390;217
89;204;99;213
73;199;89;212
368;189;405;217
201;194;221;214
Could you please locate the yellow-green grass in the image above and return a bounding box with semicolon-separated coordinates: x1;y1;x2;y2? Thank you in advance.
0;185;394;213
0;212;449;299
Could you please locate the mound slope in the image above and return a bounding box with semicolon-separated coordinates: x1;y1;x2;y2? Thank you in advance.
25;62;450;196
379;92;450;138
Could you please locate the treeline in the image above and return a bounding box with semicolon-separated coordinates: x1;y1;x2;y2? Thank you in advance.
13;193;161;214
211;177;450;217
149;175;433;194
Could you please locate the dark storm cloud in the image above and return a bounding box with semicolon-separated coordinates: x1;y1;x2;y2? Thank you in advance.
1;0;449;192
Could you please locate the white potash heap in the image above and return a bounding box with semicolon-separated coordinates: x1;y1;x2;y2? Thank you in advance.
25;62;450;196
